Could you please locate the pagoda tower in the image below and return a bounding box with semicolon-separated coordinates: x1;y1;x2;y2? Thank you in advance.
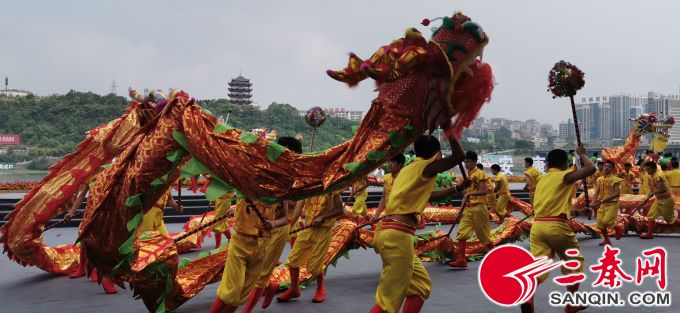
228;74;253;107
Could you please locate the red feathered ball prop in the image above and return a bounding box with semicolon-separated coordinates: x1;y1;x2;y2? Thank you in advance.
548;60;585;98
445;60;494;139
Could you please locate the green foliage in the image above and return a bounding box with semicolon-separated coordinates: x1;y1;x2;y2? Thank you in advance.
497;126;512;139
0;91;128;157
514;140;535;154
26;157;52;170
0;93;359;158
460;126;537;155
200;101;358;152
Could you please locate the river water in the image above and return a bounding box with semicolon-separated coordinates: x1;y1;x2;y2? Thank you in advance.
0;171;48;183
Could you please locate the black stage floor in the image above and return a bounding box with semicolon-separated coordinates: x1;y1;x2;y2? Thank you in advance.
1;218;678;313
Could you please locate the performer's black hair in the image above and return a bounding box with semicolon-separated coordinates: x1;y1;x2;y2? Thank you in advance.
546;149;568;168
414;135;440;159
391;153;406;165
277;136;303;154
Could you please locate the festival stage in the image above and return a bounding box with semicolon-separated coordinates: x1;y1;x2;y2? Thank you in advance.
1;219;677;313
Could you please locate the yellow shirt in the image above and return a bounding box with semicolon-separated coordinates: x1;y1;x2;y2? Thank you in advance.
382;173;396;207
484;172;495;193
665;169;680;196
386;153;439;216
650;171;671;199
640;172;651;194
524;166;541;191
533;167;576;218
617;170;636;192
234;199;278;236
465;167;488;205
596;174;623;203
303;192;341;228
495;172;510;196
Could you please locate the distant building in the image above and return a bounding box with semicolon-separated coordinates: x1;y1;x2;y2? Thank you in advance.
2;89;31;97
657;94;680;144
576;96;610;142
575;104;591;142
323;107;364;122
559;119;575;141
608;94;646;139
227;75;253;107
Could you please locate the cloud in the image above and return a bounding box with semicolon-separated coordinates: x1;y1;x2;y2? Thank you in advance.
3;0;680;127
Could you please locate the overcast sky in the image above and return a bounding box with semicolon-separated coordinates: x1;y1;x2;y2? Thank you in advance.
2;0;680;126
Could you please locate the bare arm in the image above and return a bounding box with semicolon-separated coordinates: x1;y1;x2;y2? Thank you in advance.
167;192;183;213
270;202;290;228
64;184;89;221
564;145;597;184
423;137;465;179
429;185;463;201
494;180;501;193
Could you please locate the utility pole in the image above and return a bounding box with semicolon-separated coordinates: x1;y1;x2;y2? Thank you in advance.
4;77;8;96
110;79;118;95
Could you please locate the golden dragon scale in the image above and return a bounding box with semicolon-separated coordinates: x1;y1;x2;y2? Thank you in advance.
1;12;494;312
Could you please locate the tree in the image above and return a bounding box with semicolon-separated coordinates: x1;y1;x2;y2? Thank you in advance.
0;94;360;159
514;140;535;154
497;126;512;140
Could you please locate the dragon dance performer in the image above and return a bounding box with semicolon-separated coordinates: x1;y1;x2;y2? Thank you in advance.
585;161;603;192
373;153;406;222
370;134;465;313
137;185;183;237
521;146;595;313
589;160;623;246
63;178;118;294
617;163;636;195
350;175;370;217
208;199;288;313
276;190;345;303
242;136;303;312
448;151;494;269
491;164;512;219
639;161;677;239
523;157;541;204
477;163;497;218
638;157;653;195
212;192;235;249
664;158;680;197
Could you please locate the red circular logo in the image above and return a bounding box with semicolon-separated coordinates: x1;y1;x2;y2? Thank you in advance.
478;245;559;306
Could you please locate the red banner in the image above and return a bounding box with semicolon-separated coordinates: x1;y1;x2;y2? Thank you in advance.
0;134;20;145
